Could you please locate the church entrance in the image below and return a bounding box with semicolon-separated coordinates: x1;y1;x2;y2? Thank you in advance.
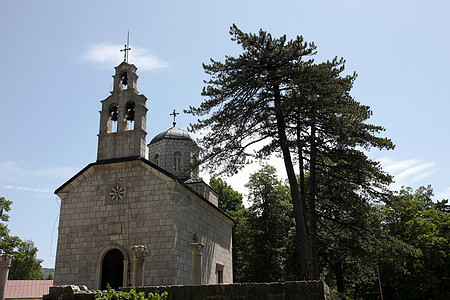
101;249;124;290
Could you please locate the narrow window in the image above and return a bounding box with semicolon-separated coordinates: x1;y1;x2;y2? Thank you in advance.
173;151;181;172
216;264;224;284
154;153;159;166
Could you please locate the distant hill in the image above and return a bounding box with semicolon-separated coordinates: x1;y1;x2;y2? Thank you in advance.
42;268;55;280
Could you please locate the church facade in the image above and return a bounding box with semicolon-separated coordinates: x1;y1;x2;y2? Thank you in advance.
53;61;234;289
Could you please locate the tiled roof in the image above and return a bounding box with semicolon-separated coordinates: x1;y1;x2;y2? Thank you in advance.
5;280;53;299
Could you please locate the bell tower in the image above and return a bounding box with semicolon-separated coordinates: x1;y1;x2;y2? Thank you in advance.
97;61;148;161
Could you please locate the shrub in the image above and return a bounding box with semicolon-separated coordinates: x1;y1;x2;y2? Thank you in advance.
97;285;167;300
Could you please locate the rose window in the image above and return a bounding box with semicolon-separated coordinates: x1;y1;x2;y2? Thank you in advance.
107;182;126;203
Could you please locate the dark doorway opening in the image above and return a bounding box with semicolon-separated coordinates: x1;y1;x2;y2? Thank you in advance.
101;249;124;290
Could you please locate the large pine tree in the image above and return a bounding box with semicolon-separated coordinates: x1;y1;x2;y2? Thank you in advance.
186;25;393;279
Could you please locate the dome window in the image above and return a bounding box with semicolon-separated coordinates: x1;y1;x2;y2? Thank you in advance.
173;151;181;172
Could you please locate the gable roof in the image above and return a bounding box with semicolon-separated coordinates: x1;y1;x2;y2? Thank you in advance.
5;280;53;299
54;157;235;224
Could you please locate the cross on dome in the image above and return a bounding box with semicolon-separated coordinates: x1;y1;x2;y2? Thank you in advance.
170;109;179;127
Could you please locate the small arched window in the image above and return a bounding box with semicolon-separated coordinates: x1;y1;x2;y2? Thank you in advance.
173;151;181;172
154;153;160;166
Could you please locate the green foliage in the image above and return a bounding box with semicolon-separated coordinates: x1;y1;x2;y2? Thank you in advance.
0;196;44;280
0;197;22;254
243;165;294;282
319;185;450;299
0;197;13;222
9;240;44;280
223;166;297;282
97;285;167;300
375;186;450;299
42;268;55;280
209;178;244;214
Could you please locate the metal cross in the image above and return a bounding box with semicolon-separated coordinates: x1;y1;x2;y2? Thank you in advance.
170;109;179;126
121;31;131;62
121;44;131;62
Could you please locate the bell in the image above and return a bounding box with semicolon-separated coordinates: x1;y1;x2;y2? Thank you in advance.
126;109;135;121
121;73;128;86
111;109;118;121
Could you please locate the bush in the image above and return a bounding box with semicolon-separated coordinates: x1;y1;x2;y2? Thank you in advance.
97;285;167;300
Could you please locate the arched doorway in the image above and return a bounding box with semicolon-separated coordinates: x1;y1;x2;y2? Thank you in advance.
101;249;124;290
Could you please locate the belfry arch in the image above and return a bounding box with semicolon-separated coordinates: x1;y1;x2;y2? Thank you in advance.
109;104;119;133
126;101;135;130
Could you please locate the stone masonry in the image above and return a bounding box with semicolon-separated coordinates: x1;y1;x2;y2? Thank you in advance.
44;281;340;300
54;158;234;288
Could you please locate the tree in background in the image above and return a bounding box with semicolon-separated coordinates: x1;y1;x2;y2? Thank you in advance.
375;186;450;299
8;240;43;280
316;173;389;298
187;25;393;279
211;167;296;283
244;165;294;282
0;196;44;280
210;171;449;299
209;178;244;214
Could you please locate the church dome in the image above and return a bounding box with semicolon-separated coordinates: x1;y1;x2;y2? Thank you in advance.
149;126;193;145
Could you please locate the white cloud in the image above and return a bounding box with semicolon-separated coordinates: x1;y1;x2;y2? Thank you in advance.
0;161;77;181
0;184;51;193
33;166;79;178
394;161;436;182
0;161;78;194
378;157;437;190
379;158;421;174
81;43;168;71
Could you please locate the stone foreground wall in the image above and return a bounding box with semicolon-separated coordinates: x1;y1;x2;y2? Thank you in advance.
44;281;339;300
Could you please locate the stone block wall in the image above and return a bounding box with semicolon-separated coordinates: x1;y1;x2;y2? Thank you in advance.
54;159;234;289
54;160;177;288
97;129;147;161
171;187;233;285
44;281;339;300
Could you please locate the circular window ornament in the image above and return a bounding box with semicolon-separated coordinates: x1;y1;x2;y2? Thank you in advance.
107;182;126;204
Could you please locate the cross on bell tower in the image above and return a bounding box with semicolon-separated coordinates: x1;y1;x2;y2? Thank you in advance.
120;31;131;63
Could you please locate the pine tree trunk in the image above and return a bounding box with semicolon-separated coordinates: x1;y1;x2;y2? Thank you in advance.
296;111;309;230
273;85;310;280
308;119;319;279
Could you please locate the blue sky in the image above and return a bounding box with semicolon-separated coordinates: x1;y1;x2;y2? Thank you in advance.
1;0;449;268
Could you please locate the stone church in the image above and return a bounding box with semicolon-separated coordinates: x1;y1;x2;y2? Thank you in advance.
53;61;235;289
